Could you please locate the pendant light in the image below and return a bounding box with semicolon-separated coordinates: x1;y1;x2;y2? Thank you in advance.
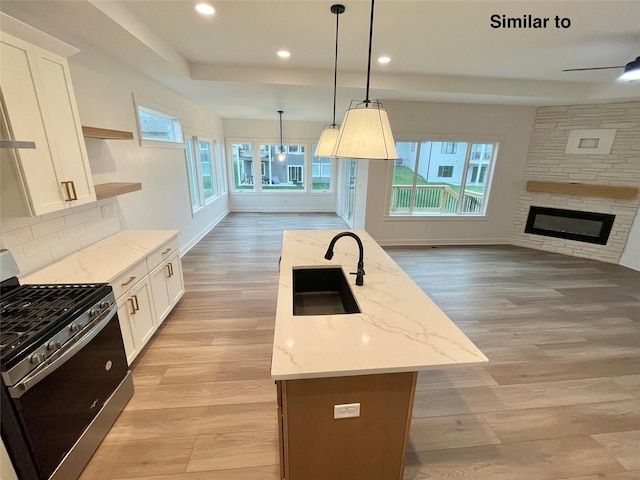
332;0;398;160
277;110;286;162
315;4;345;158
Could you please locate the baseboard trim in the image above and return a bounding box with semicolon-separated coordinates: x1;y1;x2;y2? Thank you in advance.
375;238;510;247
181;209;230;255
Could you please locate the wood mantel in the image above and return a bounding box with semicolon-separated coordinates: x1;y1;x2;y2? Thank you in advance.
526;181;638;200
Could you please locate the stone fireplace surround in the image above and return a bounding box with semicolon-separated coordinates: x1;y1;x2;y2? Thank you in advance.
511;101;640;264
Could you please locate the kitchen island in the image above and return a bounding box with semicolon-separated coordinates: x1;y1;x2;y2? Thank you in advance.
271;230;487;480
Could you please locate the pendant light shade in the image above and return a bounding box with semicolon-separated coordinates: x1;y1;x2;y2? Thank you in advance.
315;127;341;157
315;4;345;158
277;110;286;162
332;0;397;160
332;100;398;160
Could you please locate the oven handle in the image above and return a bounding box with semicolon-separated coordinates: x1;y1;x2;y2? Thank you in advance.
8;306;118;399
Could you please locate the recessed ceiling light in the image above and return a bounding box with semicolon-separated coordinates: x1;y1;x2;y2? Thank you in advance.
378;56;391;64
277;50;291;58
195;3;215;15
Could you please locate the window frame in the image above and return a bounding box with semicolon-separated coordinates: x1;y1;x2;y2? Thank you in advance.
387;137;499;217
226;138;335;194
133;97;185;148
184;133;222;214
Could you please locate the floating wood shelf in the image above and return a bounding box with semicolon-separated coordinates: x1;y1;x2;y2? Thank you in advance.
526;181;638;200
82;126;134;140
94;182;142;200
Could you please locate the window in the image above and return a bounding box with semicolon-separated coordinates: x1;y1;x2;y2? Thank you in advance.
389;140;496;216
185;138;199;210
199;140;215;201
136;106;183;144
288;165;303;184
228;140;334;193
262;144;305;190
185;135;220;212
440;142;457;154
231;143;255;190
437;165;453;177
312;145;332;191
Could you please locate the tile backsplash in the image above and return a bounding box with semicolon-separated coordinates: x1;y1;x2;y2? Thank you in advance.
0;198;123;277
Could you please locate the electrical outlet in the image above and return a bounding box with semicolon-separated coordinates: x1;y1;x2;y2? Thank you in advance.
334;403;360;419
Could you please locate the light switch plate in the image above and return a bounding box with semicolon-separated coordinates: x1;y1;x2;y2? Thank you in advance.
334;403;360;419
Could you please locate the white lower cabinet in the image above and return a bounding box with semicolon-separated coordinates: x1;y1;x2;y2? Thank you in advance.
110;234;184;365
116;277;156;365
149;251;184;326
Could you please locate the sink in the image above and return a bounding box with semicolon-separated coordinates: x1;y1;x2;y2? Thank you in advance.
292;267;361;316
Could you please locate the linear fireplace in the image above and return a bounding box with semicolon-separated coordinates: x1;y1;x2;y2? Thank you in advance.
524;206;615;245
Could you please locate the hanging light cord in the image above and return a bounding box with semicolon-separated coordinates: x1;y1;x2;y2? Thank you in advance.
364;0;375;105
278;110;284;152
331;7;341;127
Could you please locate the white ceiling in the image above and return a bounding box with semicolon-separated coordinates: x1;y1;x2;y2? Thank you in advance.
1;0;639;121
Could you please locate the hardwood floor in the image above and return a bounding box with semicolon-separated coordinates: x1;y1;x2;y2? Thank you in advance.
79;213;640;480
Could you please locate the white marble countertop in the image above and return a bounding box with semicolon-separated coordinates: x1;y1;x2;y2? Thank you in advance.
271;230;488;380
21;230;179;284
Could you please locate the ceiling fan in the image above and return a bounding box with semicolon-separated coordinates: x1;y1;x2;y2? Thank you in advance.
563;56;640;81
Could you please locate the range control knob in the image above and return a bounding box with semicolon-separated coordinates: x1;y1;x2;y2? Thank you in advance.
99;301;111;309
30;353;46;364
89;308;100;318
47;341;62;351
69;323;82;333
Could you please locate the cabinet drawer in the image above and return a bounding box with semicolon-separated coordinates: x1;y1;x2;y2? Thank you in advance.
111;259;148;300
147;236;179;271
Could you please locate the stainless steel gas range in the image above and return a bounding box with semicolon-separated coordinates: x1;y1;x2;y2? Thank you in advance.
0;250;133;480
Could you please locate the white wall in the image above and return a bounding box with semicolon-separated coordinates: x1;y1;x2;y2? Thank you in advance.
69;49;229;254
364;100;537;245
223;118;337;213
620;209;640;271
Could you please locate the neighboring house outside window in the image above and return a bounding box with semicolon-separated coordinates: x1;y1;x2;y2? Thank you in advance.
389;140;497;215
228;140;334;193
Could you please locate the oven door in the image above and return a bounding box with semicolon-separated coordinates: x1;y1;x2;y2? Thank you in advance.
7;307;128;479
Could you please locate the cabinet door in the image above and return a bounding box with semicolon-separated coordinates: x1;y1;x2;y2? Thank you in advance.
0;34;64;215
116;297;137;365
150;251;184;326
150;261;172;325
166;253;185;305
0;32;95;216
34;47;95;207
118;278;157;364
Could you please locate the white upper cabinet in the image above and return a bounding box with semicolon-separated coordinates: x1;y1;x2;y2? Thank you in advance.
0;32;95;216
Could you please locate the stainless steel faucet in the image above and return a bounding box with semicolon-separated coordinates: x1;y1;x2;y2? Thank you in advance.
324;232;365;286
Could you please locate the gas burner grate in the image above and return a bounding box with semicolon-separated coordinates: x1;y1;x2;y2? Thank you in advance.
0;283;109;359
